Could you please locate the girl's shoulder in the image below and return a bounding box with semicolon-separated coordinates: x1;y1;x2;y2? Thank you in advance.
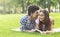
35;17;39;24
49;16;54;22
49;16;54;25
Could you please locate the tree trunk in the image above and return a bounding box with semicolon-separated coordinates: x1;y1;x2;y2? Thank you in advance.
59;3;60;12
21;0;25;13
3;1;6;14
48;0;51;12
14;6;16;14
42;0;46;8
58;0;60;12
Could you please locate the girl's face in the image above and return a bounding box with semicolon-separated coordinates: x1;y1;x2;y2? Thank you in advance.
38;12;45;21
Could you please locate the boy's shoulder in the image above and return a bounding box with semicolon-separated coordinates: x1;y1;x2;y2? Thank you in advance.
21;15;28;20
20;15;29;22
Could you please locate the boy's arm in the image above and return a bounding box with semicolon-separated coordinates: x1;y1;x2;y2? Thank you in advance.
20;18;35;32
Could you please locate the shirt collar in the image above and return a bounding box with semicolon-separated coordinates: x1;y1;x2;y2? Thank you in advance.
27;15;35;23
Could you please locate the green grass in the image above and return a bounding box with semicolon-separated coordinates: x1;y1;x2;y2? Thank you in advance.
0;13;60;37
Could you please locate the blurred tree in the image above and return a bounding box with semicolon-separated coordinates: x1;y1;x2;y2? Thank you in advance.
0;0;60;14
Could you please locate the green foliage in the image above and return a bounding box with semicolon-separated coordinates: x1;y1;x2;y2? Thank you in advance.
0;0;60;14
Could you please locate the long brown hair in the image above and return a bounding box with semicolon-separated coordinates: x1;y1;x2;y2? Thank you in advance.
39;9;51;31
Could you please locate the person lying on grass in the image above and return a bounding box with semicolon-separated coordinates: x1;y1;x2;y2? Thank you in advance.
35;9;54;34
20;5;40;32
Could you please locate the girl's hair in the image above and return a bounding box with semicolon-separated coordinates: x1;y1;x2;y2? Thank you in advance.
39;9;51;31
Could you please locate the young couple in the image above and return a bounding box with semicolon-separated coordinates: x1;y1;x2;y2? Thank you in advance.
20;5;54;34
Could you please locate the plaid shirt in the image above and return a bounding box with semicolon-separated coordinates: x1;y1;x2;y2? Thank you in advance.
20;15;35;31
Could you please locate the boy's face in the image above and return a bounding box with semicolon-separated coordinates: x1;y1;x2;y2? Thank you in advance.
31;10;39;20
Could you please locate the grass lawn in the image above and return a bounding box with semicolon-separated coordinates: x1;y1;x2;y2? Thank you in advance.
0;13;60;37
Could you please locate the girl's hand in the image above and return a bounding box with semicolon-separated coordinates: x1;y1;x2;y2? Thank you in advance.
45;30;52;34
42;31;46;34
41;31;51;34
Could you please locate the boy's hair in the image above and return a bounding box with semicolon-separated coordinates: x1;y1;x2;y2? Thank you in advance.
28;5;39;16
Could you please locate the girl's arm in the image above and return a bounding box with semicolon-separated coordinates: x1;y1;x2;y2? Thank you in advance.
35;24;39;29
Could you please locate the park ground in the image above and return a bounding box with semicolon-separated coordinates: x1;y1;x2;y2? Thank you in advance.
0;13;60;37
